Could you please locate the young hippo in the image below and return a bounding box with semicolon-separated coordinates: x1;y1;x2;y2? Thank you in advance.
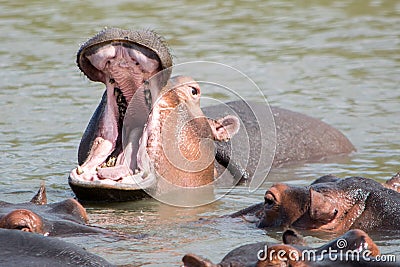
231;174;400;234
0;183;105;236
182;229;386;267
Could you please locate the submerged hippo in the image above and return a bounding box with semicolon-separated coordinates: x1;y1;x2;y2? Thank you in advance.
0;183;104;236
69;27;354;202
182;229;392;267
0;228;114;267
231;174;400;234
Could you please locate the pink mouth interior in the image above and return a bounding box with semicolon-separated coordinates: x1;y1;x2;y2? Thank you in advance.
70;44;160;183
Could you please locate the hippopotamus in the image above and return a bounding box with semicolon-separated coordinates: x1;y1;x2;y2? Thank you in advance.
182;229;396;267
69;27;354;202
231;173;400;234
0;183;105;236
0;228;114;266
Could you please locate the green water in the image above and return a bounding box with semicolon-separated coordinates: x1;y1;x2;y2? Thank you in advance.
0;0;399;265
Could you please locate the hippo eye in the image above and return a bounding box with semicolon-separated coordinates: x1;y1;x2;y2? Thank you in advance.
264;193;275;207
190;86;199;96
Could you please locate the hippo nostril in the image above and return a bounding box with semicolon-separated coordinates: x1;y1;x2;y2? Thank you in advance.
109;78;115;84
333;209;338;216
266;198;274;206
264;193;275;208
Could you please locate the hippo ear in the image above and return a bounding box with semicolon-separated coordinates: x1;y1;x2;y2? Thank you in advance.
282;229;306;246
208;115;240;142
309;189;338;223
384;172;400;192
182;253;218;267
30;182;47;205
310;174;340;185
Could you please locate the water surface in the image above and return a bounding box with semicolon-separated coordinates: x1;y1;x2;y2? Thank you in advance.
0;0;399;266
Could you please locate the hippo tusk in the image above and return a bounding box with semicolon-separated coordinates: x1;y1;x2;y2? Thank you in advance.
76;166;84;175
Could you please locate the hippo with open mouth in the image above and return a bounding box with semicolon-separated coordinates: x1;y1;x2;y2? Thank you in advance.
69;28;355;202
69;71;240;202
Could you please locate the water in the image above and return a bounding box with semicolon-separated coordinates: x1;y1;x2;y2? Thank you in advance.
0;0;399;265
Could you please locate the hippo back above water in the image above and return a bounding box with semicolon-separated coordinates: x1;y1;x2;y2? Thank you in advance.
0;229;114;267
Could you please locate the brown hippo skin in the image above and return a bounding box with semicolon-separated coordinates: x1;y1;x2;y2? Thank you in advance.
232;174;400;234
0;183;105;236
182;229;397;267
0;229;114;267
138;76;240;190
69;27;354;202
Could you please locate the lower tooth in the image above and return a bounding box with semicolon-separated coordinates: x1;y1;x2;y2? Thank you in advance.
76;166;84;175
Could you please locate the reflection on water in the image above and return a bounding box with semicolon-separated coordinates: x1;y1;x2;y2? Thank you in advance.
0;0;399;265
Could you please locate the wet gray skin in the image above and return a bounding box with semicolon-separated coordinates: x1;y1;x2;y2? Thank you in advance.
0;228;114;267
203;100;355;182
231;173;400;234
69;27;354;202
182;229;391;267
0;183;106;236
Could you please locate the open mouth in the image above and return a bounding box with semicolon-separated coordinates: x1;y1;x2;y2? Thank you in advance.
69;29;172;189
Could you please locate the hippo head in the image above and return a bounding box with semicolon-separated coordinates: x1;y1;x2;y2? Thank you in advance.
256;229;380;267
182;229;380;267
258;179;371;233
0;184;98;236
69;71;240;200
257;183;310;228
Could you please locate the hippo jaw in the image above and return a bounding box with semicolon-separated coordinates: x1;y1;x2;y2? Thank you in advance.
69;29;173;187
69;74;158;185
